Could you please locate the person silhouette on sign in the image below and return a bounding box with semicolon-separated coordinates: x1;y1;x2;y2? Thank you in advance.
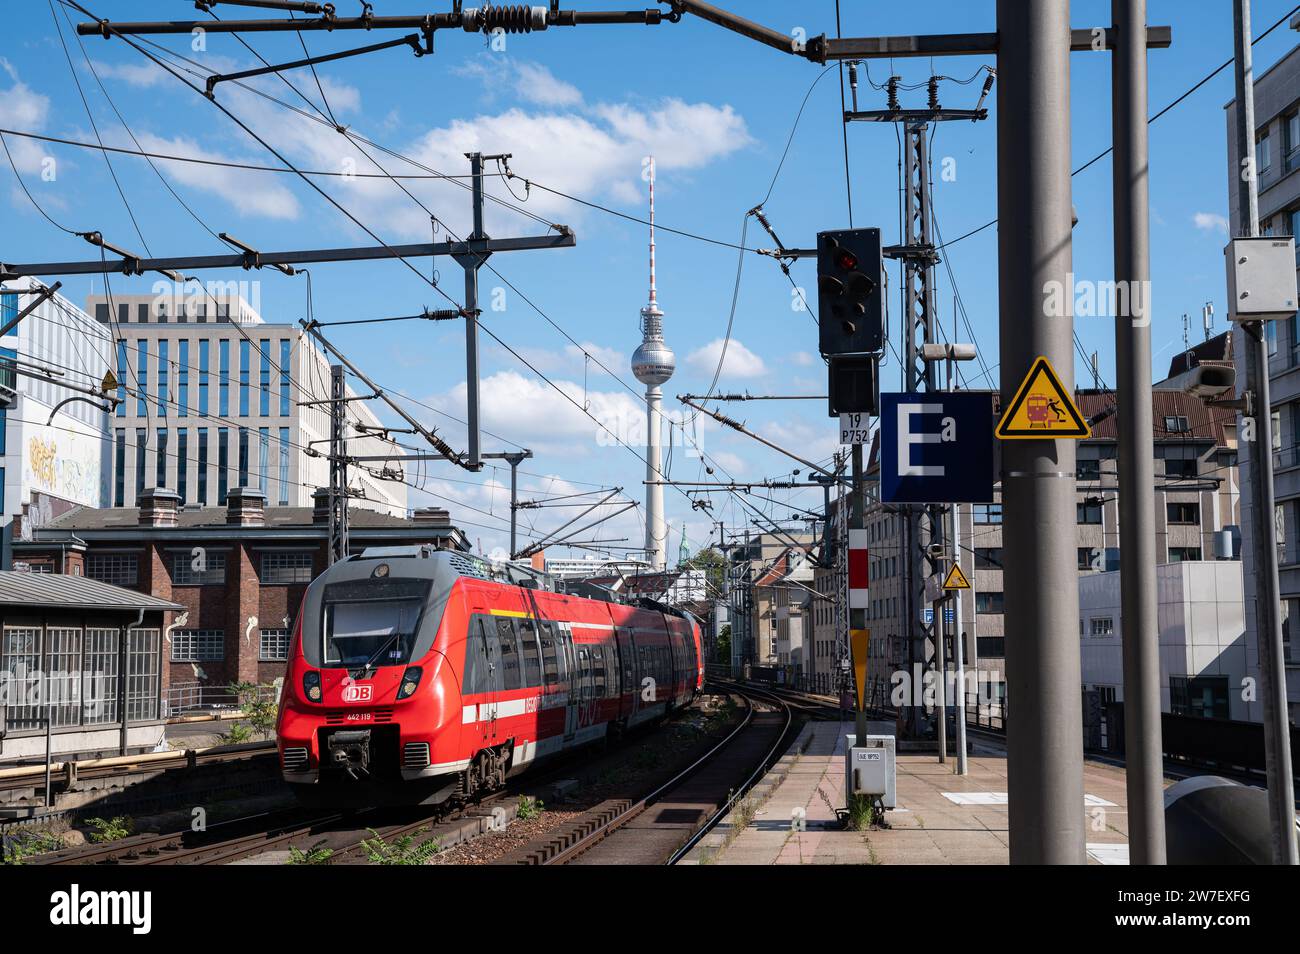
1046;398;1066;422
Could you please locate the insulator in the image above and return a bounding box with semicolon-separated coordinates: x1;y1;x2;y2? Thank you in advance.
464;5;549;33
928;77;940;111
886;76;900;112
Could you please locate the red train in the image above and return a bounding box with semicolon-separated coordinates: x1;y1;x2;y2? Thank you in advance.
276;546;704;805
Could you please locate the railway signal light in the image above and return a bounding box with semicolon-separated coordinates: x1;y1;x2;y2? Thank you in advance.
827;353;879;416
817;228;884;356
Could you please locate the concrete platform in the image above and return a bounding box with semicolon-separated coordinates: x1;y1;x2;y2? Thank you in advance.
694;720;1133;865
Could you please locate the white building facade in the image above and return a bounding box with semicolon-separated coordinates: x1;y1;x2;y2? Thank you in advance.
86;287;405;516
1080;561;1252;722
0;279;113;566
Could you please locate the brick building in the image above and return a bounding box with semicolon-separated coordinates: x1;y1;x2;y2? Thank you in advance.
10;487;469;701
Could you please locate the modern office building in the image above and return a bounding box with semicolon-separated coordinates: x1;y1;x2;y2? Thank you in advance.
1225;42;1300;723
85;287;406;516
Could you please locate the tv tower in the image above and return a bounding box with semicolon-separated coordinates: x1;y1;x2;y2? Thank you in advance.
631;156;675;570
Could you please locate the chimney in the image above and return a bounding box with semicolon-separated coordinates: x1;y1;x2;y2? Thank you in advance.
226;487;266;527
411;506;450;528
312;487;331;525
531;550;546;573
138;487;180;528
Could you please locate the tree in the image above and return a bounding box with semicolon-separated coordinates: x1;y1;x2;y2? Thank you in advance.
715;624;731;664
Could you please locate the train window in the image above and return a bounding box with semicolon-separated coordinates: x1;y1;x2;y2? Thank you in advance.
519;619;542;688
591;645;607;698
576;646;591;701
497;618;522;691
463;617;487;694
323;598;421;668
539;624;560;687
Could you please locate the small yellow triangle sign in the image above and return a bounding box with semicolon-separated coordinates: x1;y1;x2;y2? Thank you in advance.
850;628;870;711
995;356;1090;439
100;369;118;394
942;563;970;590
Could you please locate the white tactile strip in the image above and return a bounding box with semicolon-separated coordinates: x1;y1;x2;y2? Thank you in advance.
940;791;1117;807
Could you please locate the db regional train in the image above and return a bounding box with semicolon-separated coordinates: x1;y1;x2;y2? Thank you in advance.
276;546;704;805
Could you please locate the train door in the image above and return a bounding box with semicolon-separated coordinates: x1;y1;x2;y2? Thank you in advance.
476;617;501;744
559;624;579;742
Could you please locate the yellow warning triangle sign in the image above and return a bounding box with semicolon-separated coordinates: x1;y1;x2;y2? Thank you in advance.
942;563;971;590
996;356;1090;439
100;369;118;394
850;628;870;711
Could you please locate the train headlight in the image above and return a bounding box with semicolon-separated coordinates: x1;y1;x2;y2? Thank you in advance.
396;666;423;700
303;670;322;703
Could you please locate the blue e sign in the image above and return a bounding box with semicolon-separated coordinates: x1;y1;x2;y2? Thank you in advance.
880;392;995;504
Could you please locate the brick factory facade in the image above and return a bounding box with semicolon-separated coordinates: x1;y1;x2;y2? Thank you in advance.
10;487;469;701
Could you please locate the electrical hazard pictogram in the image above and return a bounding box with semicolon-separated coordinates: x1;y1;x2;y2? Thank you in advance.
995;356;1090;439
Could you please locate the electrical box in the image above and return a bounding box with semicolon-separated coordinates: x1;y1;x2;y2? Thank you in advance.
1224;236;1298;320
844;733;896;809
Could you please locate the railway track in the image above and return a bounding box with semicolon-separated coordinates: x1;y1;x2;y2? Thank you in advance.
30;793;519;866
498;685;798;866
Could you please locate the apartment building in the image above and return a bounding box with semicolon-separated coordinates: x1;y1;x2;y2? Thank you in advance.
1225;42;1300;721
86;287;405;516
725;531;814;675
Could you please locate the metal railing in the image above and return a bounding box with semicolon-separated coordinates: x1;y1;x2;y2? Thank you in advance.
965;693;1007;732
162;682;276;718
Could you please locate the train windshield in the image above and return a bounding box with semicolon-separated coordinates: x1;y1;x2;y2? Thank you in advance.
323;598;422;668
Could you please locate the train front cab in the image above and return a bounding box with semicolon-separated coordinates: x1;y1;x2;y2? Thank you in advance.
277;549;465;806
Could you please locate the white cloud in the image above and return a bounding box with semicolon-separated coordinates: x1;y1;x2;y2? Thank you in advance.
90;60;170;89
1194;211;1229;233
131;132;300;219
0;58;51;173
686;337;767;379
425;369;647;455
514;62;583;107
791;351;816;367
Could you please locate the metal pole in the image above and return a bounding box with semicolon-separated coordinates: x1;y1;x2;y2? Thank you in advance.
997;0;1086;864
462;152;486;470
44;714;52;809
952;505;968;775
328;364;349;565
852;443;868;746
1111;0;1166;866
935;589;947;763
510;455;520;559
1232;0;1299;866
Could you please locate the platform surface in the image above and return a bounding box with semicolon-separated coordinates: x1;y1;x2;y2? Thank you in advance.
712;720;1132;865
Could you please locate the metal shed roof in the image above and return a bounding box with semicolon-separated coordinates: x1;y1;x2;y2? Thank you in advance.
0;572;182;612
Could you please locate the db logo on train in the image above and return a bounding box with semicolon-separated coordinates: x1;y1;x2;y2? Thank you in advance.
342;683;373;703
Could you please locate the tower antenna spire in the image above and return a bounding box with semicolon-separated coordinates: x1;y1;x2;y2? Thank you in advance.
631;155;674;570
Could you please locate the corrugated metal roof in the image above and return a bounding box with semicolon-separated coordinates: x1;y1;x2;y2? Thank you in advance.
0;572;183;611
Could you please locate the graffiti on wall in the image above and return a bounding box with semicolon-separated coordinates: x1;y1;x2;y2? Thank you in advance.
23;427;104;506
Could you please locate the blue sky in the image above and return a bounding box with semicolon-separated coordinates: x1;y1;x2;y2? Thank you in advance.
1;1;1297;561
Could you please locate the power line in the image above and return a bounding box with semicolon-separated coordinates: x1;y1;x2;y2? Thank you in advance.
937;2;1300;252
